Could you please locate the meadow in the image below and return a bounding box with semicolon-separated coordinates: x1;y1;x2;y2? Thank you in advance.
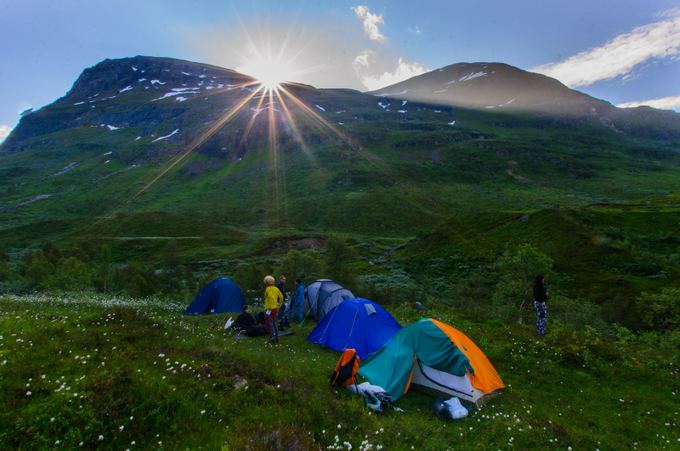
1;293;677;449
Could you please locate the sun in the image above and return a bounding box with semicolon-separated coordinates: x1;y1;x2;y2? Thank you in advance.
238;55;294;92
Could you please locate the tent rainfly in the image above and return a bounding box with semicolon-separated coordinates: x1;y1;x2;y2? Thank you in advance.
307;298;401;359
184;278;246;315
359;318;505;405
304;279;354;321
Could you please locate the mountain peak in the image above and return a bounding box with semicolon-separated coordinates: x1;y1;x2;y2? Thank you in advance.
64;56;252;102
370;62;611;116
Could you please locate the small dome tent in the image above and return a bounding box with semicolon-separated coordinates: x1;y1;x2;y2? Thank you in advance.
304;279;354;320
184;278;246;315
359;318;504;405
307;298;402;359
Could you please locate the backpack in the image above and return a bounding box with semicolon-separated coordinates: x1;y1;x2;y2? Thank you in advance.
330;348;360;387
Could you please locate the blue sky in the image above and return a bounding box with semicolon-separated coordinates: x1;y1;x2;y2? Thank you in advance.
1;0;679;141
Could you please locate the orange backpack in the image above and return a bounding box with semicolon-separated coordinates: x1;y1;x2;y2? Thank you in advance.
330;348;360;387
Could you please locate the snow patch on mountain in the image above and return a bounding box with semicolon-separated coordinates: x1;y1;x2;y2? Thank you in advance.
150;80;166;85
119;86;133;93
315;104;326;111
459;71;487;82
153;90;200;101
152;129;180;143
101;124;122;131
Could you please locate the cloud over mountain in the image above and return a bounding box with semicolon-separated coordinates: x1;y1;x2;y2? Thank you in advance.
531;10;680;88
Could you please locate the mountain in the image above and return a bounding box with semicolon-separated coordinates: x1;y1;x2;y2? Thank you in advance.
1;55;679;240
370;62;680;139
1;55;679;328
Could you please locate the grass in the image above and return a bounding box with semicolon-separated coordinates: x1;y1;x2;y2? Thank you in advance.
1;293;677;449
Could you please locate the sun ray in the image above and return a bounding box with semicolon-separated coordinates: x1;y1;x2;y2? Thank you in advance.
273;88;318;166
126;86;263;204
237;90;268;149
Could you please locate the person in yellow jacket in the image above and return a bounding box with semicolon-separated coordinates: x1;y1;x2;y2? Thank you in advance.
263;275;284;343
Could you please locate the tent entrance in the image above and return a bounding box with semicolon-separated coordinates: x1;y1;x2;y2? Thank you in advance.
412;360;483;404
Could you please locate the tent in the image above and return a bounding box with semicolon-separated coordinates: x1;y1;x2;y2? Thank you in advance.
304;279;354;320
358;318;504;404
307;298;402;359
184;278;246;315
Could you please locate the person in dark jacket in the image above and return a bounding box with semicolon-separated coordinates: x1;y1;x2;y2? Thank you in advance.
234;305;255;331
277;275;290;330
533;274;548;335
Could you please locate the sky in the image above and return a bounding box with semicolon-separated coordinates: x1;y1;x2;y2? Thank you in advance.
1;0;679;142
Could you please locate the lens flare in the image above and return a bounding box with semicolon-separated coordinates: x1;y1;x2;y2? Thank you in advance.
238;55;293;92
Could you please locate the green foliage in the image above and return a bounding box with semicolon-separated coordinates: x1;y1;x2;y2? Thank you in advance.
324;237;358;288
278;250;322;282
548;294;607;332
112;262;158;298
233;262;267;294
23;250;54;288
45;257;94;292
1;295;678;449
491;244;553;322
635;288;680;331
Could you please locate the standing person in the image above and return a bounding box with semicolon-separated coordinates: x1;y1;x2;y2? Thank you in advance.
292;278;305;323
533;274;548;335
263;275;283;343
277;275;289;330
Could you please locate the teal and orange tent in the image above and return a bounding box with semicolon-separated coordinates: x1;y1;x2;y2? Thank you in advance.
358;318;504;404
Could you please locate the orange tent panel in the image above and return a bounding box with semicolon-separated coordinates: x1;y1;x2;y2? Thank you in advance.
430;318;505;394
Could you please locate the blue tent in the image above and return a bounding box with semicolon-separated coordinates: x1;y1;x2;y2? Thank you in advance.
307;298;402;359
184;278;246;315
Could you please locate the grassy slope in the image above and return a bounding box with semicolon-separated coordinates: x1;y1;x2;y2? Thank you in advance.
1;295;677;449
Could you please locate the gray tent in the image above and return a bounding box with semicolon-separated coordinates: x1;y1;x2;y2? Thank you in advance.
304;279;354;320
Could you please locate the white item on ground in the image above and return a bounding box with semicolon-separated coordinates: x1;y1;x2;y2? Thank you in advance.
443;397;468;419
224;317;234;330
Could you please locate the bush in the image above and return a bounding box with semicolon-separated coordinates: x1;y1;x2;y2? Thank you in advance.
324;237;358;288
45;257;94;292
549;295;608;332
635;288;680;331
278;250;322;283
113;262;158;298
23;250;54;289
491;244;553;322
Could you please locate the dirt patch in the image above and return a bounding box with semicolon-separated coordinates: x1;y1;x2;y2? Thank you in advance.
266;237;326;254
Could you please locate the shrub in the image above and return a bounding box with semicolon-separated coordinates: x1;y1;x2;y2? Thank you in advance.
45;257;94;292
278;250;322;282
324;237;358;288
491;244;553;322
635;288;680;331
23;250;54;289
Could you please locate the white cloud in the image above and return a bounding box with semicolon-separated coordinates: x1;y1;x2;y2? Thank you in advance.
353;51;428;91
0;125;11;143
351;5;386;42
617;95;680;111
531;11;680;87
